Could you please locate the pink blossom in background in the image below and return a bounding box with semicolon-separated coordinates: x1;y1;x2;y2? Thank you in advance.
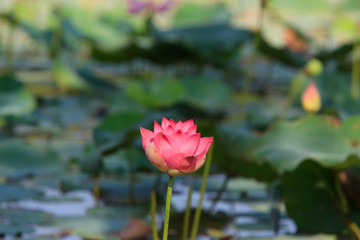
128;0;175;14
149;0;175;12
128;0;147;14
140;118;213;176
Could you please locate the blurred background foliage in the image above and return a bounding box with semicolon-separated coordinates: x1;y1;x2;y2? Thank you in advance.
0;0;359;239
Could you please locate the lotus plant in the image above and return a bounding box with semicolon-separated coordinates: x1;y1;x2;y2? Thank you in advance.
140;118;213;240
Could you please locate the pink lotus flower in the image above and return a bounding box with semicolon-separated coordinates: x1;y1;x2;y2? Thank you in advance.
140;118;213;176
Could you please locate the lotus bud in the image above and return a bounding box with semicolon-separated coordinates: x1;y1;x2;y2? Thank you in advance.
302;82;321;113
304;59;323;76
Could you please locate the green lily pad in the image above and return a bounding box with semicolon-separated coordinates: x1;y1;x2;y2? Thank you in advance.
173;3;230;27
0;185;42;202
0;209;56;225
62;7;132;49
0;72;36;117
269;0;330;11
87;205;148;219
61;174;160;203
0;140;61;178
103;148;154;174
155;24;253;67
181;77;233;111
0;222;34;236
52;216;127;238
236;234;337;240
93;108;146;146
190;177;267;193
29;238;62;240
0;89;35;117
341;0;360;11
281;160;350;234
53;60;90;92
255;116;360;174
96;110;145;133
125;78;185;109
215;124;278;181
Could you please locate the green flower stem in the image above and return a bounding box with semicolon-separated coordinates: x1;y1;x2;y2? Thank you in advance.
335;172;360;239
190;144;214;240
126;150;137;205
334;175;349;215
242;0;265;95
163;175;174;240
5;22;15;68
210;175;229;214
351;38;360;100
91;176;100;206
182;186;193;240
151;191;159;240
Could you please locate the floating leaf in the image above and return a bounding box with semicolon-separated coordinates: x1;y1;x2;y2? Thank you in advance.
0;89;36;117
53;60;90;93
61;174;160;203
341;0;360;11
190;177;267;193
181;77;233;111
0;140;61;178
269;0;330;11
256;116;360;174
0;222;34;236
76;68;118;91
173;3;230;27
0;72;36;117
62;8;131;49
235;234;337;240
0;185;42;202
87;205;148;219
155;24;253;66
0;209;56;225
281;161;350;234
125;79;185;109
52;216;127;239
96;110;145;133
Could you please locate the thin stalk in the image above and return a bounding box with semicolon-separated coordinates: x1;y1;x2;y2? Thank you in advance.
335;175;349;214
281;72;305;118
335;172;360;239
92;176;100;205
5;22;15;68
153;171;162;192
151;191;159;240
351;39;360;100
242;0;265;94
49;3;62;59
126;150;137;205
210;175;229;214
163;176;174;240
182;186;193;240
349;222;360;240
190;144;214;240
270;181;281;234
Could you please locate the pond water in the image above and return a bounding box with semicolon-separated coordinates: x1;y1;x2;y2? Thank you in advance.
3;175;297;240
